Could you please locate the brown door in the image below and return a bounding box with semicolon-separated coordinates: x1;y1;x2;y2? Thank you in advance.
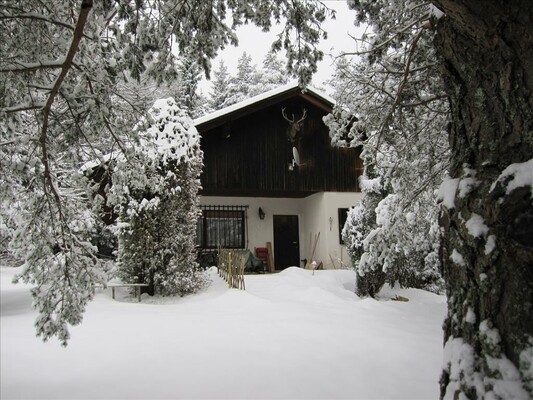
273;215;300;270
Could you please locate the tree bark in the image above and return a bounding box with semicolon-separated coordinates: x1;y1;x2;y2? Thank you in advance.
434;1;533;398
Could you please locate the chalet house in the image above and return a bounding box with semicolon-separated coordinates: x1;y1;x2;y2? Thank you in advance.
194;83;363;270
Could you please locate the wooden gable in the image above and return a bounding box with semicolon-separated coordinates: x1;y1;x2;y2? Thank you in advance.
195;85;363;198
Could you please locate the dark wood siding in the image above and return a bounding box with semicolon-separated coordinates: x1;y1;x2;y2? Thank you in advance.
199;96;362;197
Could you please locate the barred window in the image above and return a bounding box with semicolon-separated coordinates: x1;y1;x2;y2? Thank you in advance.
197;206;247;249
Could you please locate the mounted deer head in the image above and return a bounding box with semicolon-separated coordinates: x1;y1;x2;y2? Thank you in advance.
281;107;307;143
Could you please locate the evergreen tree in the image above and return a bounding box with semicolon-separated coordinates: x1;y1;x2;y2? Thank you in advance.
109;98;206;297
326;12;448;296
209;52;289;110
261;52;289;90
173;57;204;118
226;52;260;105
342;170;386;298
209;60;232;111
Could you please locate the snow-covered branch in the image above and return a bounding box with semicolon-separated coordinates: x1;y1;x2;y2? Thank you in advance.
0;12;94;39
39;0;92;207
326;0;450;297
0;59;66;73
1;102;45;113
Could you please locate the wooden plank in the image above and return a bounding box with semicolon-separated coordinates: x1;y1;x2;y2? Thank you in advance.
266;242;275;272
217;248;246;290
306;232;320;269
199;100;362;197
107;283;149;288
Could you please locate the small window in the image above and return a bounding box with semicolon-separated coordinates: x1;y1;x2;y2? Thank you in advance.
197;206;247;249
338;208;350;245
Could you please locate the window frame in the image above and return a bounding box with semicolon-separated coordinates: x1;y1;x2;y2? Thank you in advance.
196;206;247;249
338;207;350;245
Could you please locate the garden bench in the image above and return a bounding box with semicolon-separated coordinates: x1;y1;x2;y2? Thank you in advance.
105;283;149;302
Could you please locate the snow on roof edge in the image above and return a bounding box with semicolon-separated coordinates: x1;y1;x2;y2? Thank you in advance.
193;81;336;127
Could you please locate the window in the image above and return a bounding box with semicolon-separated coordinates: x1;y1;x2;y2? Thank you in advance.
197;206;247;249
338;208;350;245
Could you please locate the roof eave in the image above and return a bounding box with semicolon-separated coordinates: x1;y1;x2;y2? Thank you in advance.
194;83;335;133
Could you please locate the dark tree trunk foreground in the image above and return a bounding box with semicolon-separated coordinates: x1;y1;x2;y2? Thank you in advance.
434;1;533;398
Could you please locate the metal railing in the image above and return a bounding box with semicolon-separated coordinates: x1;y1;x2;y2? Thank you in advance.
197;205;248;249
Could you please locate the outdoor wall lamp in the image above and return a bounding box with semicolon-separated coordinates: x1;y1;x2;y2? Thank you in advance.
258;207;266;220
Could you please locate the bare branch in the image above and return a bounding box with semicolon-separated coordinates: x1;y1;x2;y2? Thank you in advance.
343;16;427;57
373;28;425;153
400;94;448;108
379;62;439;75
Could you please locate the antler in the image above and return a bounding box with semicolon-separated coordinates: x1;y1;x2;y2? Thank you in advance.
281;107;294;123
296;108;307;124
283;107;307;143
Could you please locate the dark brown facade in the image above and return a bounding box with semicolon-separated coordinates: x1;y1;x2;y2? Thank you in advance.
195;86;363;198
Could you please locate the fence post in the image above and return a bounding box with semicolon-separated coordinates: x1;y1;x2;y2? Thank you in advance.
228;250;233;288
217;248;245;290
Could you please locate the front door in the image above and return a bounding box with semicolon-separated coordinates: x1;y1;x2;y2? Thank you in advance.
273;215;300;270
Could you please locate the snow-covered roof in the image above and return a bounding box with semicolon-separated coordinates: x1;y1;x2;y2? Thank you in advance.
193;81;336;129
80;152;119;172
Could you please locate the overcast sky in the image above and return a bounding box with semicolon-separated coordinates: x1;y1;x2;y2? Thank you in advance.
201;1;366;94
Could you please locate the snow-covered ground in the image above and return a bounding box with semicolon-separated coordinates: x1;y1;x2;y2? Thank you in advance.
1;265;446;399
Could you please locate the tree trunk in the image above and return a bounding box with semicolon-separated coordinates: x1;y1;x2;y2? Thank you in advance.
434;1;533;398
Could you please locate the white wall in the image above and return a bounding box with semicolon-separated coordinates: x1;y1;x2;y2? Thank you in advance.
200;192;361;269
323;192;362;269
300;192;325;266
199;196;304;258
299;192;361;269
